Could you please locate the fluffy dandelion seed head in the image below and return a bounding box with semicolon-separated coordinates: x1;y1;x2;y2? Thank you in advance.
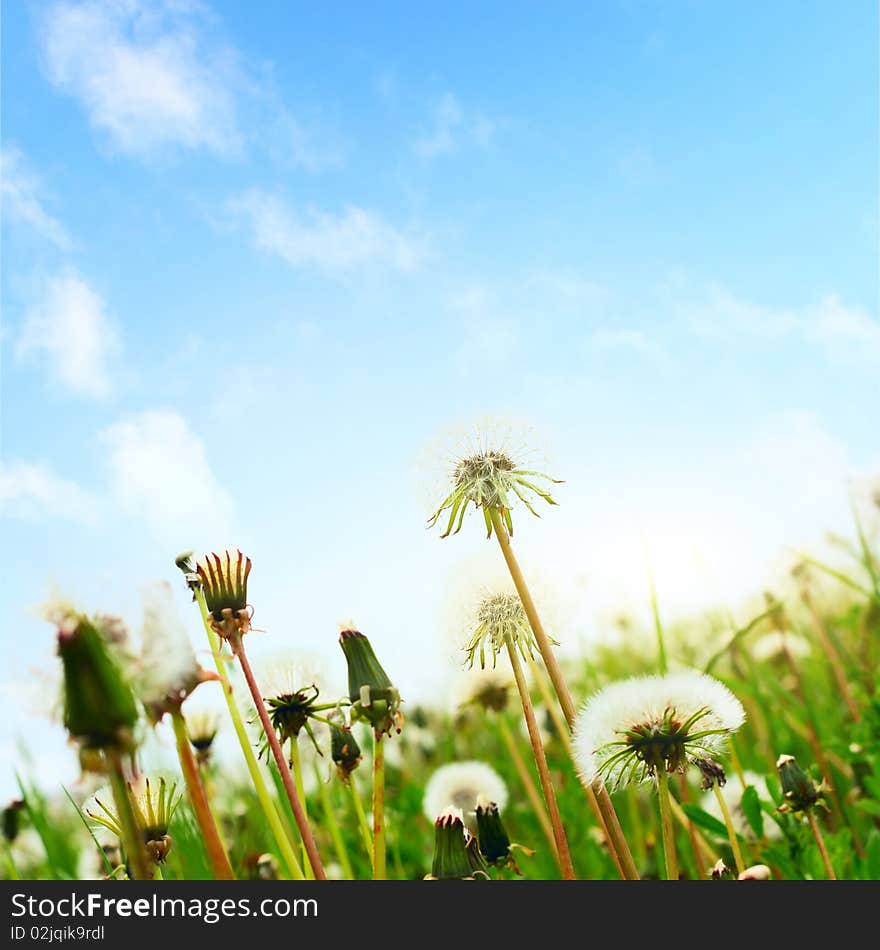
137;582;206;721
423;761;508;824
573;671;746;790
196;548;252;640
425;419;562;539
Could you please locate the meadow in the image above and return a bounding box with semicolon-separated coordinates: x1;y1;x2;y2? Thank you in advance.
4;434;879;882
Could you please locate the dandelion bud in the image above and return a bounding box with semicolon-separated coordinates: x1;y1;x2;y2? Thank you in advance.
692;756;727;791
426;811;478;880
330;724;362;782
56;611;139;759
465;832;490;879
738;864;771;881
777;754;827;814
475;798;511;866
2;800;25;843
339;626;402;736
711;859;733;880
196;549;252;641
257;853;279;880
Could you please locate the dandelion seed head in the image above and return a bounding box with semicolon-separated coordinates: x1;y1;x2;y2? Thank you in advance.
423;417;562;539
423;761;508;823
573;670;746;789
452;665;514;713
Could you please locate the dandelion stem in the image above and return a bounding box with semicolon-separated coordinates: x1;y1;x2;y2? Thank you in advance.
655;767;678;881
807;811;837;880
488;507;639;879
193;589;304;880
289;739;314;880
531;662;626;878
495;712;558;861
348;777;373;860
107;751;152;881
314;763;354;880
170;709;234;880
505;641;576;879
372;730;386;880
232;637;327;880
712;783;745;875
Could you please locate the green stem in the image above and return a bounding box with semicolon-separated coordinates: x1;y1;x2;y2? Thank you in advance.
712;783;745;875
193;589;304;880
233;638;327;880
372;730;386;879
348;777;373;860
808;811;837;880
488;507;639;880
289;739;314;880
107;751;152;881
314;763;354;879
655;767;678;881
171;709;235;880
506;642;576;879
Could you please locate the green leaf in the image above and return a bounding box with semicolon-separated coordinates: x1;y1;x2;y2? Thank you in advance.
681;803;729;838
765;774;782;806
865;829;880;879
741;785;763;838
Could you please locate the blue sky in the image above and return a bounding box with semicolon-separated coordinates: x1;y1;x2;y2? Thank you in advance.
1;0;878;799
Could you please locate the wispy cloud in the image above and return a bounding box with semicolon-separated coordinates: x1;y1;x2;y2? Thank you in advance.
226;188;423;272
39;0;241;158
684;283;880;368
0;460;99;524
17;272;121;399
413;92;504;158
100;410;234;546
0;147;72;249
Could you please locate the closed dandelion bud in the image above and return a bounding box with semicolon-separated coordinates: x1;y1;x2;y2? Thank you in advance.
426;811;480;880
777;754;827;814
339;625;402;736
738;864;772;881
2;800;25;843
475;798;511;866
711;859;733;880
465;832;490;879
330;724;362;782
56;611;139;758
196;549;252;641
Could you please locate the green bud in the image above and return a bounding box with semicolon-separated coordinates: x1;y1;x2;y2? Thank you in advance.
475;799;512;866
57;613;139;756
2;800;25;843
427;813;474;880
339;627;402;736
776;754;826;814
330;724;362;781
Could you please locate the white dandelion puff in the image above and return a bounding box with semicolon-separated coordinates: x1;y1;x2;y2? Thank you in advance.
423;761;508;823
573;670;746;790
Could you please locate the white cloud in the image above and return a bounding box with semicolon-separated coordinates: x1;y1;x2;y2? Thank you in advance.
40;0;240;158
414;92;504;158
0;460;100;523
685;283;880;368
227;188;423;272
100;410;234;546
17;272;120;398
0;147;72;248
